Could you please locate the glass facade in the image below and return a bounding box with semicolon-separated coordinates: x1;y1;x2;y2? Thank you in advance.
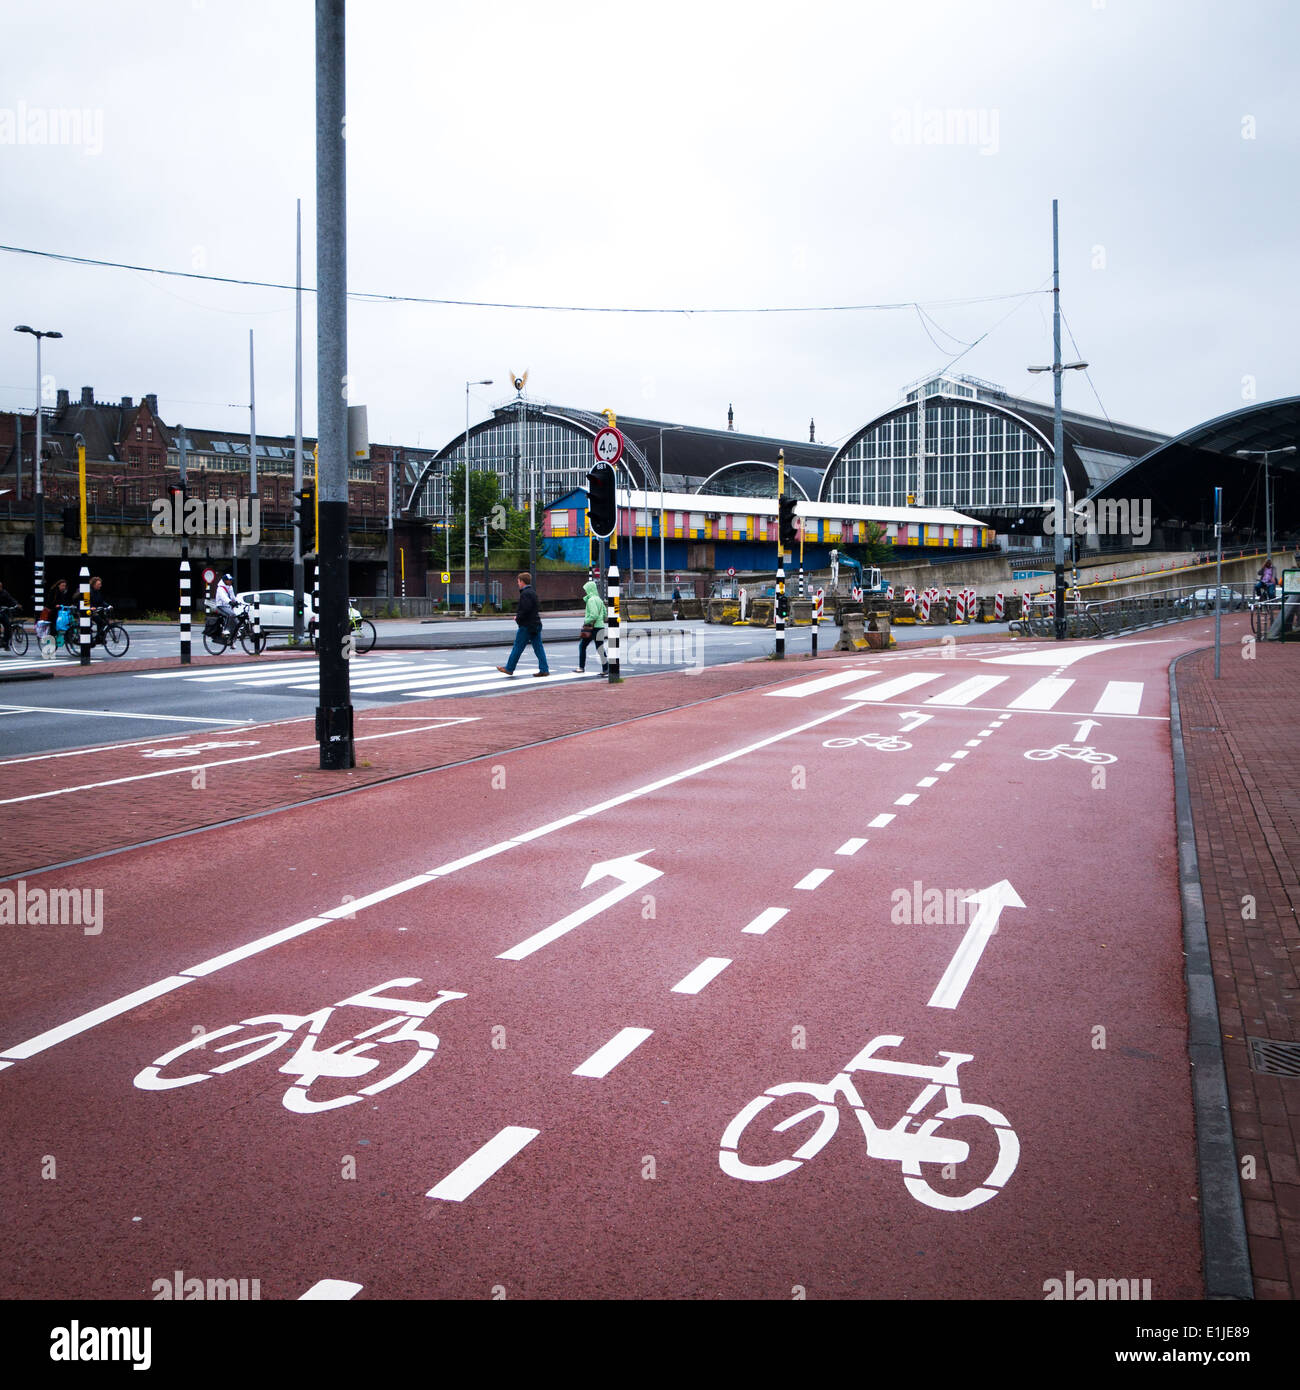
823;400;1053;510
417;412;621;521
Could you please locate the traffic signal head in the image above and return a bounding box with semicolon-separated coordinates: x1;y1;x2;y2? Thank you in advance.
587;463;616;538
778;494;798;548
294;487;316;554
62;505;79;540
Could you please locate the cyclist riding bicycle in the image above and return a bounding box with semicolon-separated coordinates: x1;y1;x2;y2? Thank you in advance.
214;572;241;640
88;576;112;645
0;577;18;651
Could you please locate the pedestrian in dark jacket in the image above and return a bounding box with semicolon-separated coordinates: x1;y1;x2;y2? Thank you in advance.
498;572;550;677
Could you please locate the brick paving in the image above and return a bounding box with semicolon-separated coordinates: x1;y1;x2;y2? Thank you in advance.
1174;635;1300;1299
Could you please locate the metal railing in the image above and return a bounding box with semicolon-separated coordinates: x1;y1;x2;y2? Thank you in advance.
1014;582;1252;638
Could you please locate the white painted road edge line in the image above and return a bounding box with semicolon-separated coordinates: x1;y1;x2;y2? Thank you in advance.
0;704;857;1068
573;1027;655;1078
427;1126;540;1202
671;958;733;994
0;704;250;725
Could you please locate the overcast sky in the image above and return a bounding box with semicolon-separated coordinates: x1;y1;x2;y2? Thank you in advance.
2;0;1295;458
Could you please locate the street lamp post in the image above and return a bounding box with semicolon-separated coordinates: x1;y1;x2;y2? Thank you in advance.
465;379;492;615
657;424;684;596
13;324;61;614
1236;447;1296;566
1027;200;1087;640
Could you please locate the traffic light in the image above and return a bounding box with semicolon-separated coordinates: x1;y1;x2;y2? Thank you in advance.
587;463;616;538
62;506;78;540
778;494;798;548
295;487;316;555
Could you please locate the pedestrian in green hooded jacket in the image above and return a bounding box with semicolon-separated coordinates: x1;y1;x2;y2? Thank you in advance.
576;579;608;674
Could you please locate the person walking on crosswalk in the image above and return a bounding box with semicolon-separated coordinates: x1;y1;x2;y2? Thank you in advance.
575;579;608;675
498;572;550;678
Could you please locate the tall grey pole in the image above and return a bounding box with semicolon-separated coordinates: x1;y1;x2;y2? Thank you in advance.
387;449;396;603
659;430;666;596
1214;486;1222;679
315;0;354;768
464;385;472;616
248;329;260;597
1052;198;1066;641
293;197;305;642
34;335;44;613
178;425;191;665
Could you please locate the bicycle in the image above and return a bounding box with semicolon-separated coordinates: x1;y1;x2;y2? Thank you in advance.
70;603;130;658
822;732;912;753
1249;598;1280;640
38;604;84;659
202;602;268;656
1;605;29;656
311;601;376;656
1024;743;1116;764
719;1033;1020;1212
134;977;466;1114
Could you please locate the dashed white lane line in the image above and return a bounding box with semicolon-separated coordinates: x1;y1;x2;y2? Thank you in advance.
671;958;732;994
299;1280;364;1300
964;739;983;747
868;813;895;828
573;1027;654;1078
916;777;937;788
894;793;918;806
836;838;868;856
951;750;970;759
935;762;955;772
743;907;790;934
794;868;833;891
426;1126;540;1202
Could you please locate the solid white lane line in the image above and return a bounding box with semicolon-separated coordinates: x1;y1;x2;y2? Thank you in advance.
1093;680;1144;715
671;958;732;994
573;1027;654;1078
794;868;832;890
742;907;790;934
426;1126;540;1202
765;670;881;698
1;704;857;1068
299;1280;363;1300
835;838;868;855
922;675;1008;706
843;672;942;702
0;704;248;725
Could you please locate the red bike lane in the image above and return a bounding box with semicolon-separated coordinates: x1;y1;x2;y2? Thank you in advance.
0;635;1204;1299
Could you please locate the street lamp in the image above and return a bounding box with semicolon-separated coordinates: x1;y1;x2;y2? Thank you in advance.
14;324;61;613
465;379;492;615
1235;447;1296;565
657;424;685;595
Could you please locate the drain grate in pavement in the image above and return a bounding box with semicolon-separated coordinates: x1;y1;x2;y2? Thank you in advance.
1247;1037;1300;1078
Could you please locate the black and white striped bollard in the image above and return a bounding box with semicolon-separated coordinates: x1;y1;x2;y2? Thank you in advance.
311;565;320;648
34;558;44;623
775;556;786;659
253;590;261;651
179;559;191;664
607;561;620;682
79;564;91;666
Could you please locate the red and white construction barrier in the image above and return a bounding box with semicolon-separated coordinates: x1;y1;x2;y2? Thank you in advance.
955;590;968;622
814;587;824;623
886;585;895;600
995;592;1005;620
903;586;916;607
919;589;931;622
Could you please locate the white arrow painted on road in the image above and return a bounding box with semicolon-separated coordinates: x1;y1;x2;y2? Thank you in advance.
928;879;1026;1010
898;711;934;733
1073;719;1100;743
497;851;663;961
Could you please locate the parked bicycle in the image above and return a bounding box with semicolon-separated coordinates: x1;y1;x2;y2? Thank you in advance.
1249;598;1280;640
202;601;268;655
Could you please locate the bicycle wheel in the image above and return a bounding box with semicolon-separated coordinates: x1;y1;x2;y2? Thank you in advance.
354;619;377;654
63;628;80;657
719;1082;842;1182
8;625;28;656
900;1100;1020;1212
240;626;267;655
202;629;229;656
103;623;130;657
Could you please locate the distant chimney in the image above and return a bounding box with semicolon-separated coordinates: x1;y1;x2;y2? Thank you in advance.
80;386;94;406
121;396;134;411
144;393;158;415
727;403;734;431
809;417;815;443
56;388;69;409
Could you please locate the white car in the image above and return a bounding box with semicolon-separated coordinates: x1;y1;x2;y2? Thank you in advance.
1176;586;1246;611
236;589;301;629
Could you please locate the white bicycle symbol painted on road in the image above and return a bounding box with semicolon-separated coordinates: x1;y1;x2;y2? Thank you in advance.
821;732;912;753
140;740;261;758
134;978;465;1113
1023;744;1116;765
719;1034;1020;1211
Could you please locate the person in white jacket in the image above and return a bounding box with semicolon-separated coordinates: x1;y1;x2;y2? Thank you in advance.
214;573;241;640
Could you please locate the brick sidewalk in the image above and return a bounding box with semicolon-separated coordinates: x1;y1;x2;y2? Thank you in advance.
1174;637;1300;1299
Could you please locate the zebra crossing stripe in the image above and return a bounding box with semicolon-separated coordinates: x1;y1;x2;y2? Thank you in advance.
922;675;1008;706
765;670;881;698
1093;681;1144;715
1007;678;1074;710
843;672;943;702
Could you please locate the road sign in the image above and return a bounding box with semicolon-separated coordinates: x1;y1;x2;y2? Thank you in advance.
202;568;216;586
727;567;736;577
593;427;624;466
441;572;451;584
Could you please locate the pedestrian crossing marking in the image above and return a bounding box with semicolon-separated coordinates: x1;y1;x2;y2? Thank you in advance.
1093;681;1144;715
842;672;943;702
921;675;1008;706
